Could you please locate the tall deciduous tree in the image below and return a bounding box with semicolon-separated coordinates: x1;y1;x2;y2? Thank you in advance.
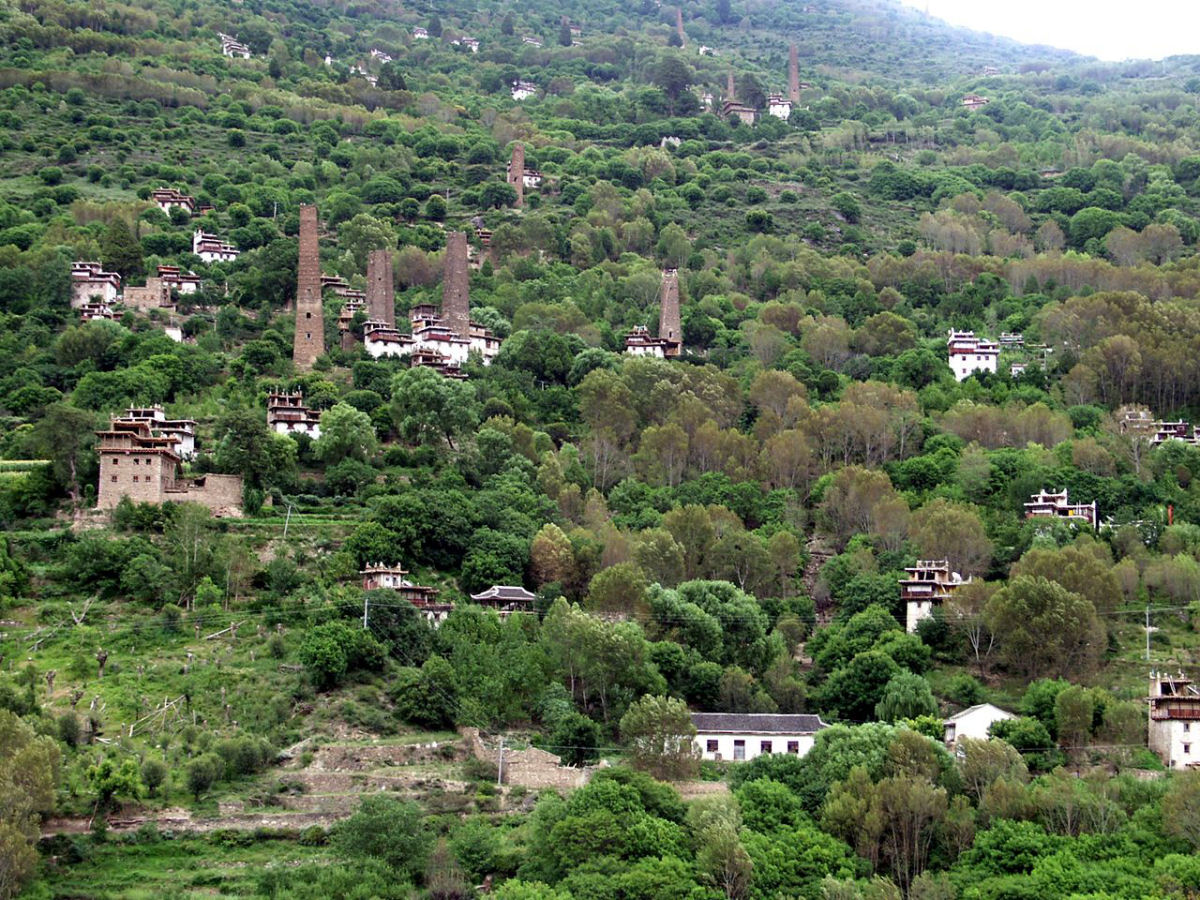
619;694;699;780
0;710;60;900
390;366;479;449
984;576;1105;679
32;404;96;504
316;402;377;464
909;499;992;578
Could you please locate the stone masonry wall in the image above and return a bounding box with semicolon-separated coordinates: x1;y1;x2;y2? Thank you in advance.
165;474;244;517
442;231;471;341
293;205;324;371
460;727;596;792
123;278;172;311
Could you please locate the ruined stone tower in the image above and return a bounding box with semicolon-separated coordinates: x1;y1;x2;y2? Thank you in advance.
789;44;801;103
366;248;394;327
660;269;682;358
442;231;470;340
508;143;525;207
675;7;686;45
292;204;324;371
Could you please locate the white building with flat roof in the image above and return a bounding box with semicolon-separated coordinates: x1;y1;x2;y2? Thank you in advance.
948;330;999;381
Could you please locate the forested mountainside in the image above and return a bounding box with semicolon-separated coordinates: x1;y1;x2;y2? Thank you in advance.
5;0;1200;897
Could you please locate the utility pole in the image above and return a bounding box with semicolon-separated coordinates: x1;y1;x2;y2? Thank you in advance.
282;501;294;539
363;595;370;631
1145;605;1151;662
496;738;505;788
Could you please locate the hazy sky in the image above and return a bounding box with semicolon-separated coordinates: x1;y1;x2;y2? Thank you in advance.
898;0;1200;61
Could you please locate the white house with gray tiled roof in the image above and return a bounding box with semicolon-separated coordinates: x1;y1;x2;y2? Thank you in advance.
691;712;829;762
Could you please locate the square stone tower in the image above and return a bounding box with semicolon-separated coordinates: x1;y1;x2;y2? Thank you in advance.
366;248;394;327
660;268;682;357
442;231;471;340
789;44;801;103
293;204;324;371
726;70;736;102
508;143;525;207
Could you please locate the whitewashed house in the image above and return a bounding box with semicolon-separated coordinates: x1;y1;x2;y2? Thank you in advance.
692;712;828;762
947;330;999;381
943;703;1016;748
766;93;793;120
1149;672;1200;769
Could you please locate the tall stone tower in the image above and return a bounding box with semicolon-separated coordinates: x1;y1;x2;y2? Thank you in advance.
659;269;682;358
726;70;736;102
508;143;525;207
789;44;801;103
366;248;394;327
292;204;324;371
442;231;470;340
675;7;686;45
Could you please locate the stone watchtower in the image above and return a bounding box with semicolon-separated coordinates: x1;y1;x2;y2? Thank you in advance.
508;143;525;207
366;248;394;327
727;70;736;103
789;44;801;103
442;231;471;340
659;269;682;357
675;6;686;45
292;205;324;371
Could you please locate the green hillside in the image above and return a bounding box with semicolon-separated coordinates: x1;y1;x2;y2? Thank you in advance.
4;0;1200;897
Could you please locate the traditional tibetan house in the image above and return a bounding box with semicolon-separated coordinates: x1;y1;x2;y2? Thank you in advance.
1149;672;1200;769
901;560;968;633
361;563;454;626
1024;489;1098;528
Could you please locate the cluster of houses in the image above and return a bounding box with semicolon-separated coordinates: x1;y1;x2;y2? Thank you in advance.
691;657;1197;771
72;189;236;322
362;562;535;626
359;234;502;376
711;44;809;125
947;330;1052;381
71;261;202;331
1120;406;1200;447
689;703;1021;764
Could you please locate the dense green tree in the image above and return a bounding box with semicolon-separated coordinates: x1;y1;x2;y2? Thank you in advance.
316;402;377;464
100;218;144;279
391;367;479;448
334;795;433;882
0;710;59;900
875;673;939;723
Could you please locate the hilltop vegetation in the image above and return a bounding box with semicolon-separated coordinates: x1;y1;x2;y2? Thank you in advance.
5;0;1200;898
